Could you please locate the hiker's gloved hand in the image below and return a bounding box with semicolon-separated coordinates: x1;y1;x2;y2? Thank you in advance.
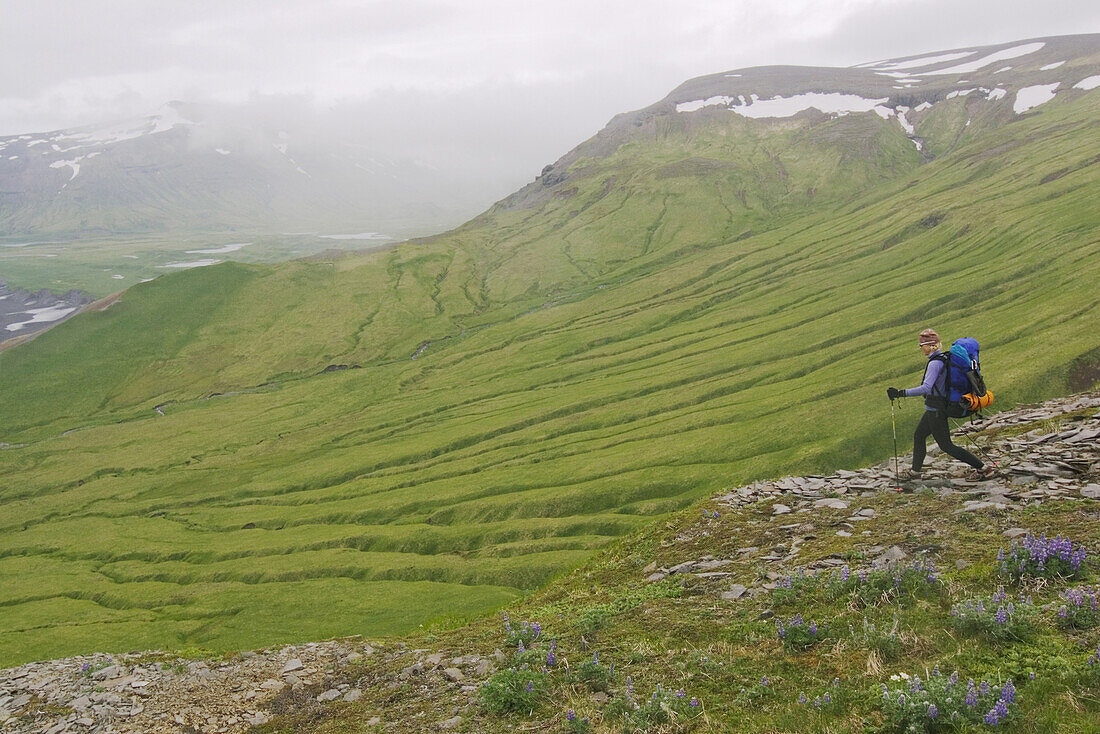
887;387;903;400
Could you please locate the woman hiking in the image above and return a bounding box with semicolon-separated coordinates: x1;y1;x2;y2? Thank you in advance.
887;328;994;481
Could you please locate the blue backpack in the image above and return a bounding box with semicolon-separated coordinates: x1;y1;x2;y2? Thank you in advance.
936;337;992;418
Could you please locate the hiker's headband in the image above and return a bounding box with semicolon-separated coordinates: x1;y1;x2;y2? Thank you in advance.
918;329;940;346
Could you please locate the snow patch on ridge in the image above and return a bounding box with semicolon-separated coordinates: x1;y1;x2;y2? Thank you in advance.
872;51;973;71
1014;83;1060;113
1074;75;1100;91
925;42;1045;76
52;105;190;153
1040;61;1065;71
677;92;890;118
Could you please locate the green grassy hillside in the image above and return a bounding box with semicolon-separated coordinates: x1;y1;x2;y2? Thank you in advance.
0;85;1098;667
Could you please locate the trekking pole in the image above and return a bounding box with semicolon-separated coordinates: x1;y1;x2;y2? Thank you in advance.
890;398;901;490
951;417;1001;470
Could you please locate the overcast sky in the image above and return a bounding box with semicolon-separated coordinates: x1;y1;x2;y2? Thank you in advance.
3;0;1098;195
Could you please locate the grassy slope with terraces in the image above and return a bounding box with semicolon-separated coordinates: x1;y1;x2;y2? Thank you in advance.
0;78;1099;667
263;401;1100;734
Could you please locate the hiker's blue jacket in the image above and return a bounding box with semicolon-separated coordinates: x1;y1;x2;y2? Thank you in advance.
902;350;946;411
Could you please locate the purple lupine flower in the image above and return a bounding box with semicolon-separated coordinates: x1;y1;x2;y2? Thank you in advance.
1000;679;1016;704
822;693;831;703
81;662;91;672
927;704;939;719
546;648;556;667
592;650;599;664
985;699;1009;725
525;680;534;692
909;676;922;693
995;606;1008;625
761;676;768;686
626;676;634;697
517;640;525;654
567;710;576;721
997;547;1005;561
1058;605;1069;619
948;670;959;687
808;621;818;636
675;689;686;698
841;565;850;582
858;569;868;583
833;677;840;687
993;586;1006;603
932;665;940;677
881;684;889;699
798;692;807;704
690;697;699;707
979;680;990;696
713;511;720;518
1029;672;1036;680
812;696;821;708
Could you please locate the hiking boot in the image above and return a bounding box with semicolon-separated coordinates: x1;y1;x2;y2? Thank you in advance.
893;470;922;492
966;466;997;481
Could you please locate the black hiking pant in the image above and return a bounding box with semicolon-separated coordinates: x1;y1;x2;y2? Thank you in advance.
912;408;982;472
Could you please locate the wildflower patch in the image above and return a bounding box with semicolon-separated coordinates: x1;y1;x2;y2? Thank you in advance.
880;670;1019;731
603;680;703;729
1055;586;1100;629
776;613;827;652
997;533;1088;581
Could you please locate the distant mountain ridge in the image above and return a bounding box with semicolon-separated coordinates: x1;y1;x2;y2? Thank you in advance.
506;34;1099;211
0;102;483;237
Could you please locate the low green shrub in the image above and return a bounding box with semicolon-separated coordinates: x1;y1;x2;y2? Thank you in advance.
575;607;612;634
603;680;703;730
563;709;592;733
478;668;548;714
772;567;820;605
827;559;939;607
950;589;1038;642
849;616;902;661
502;613;543;647
572;650;615;692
